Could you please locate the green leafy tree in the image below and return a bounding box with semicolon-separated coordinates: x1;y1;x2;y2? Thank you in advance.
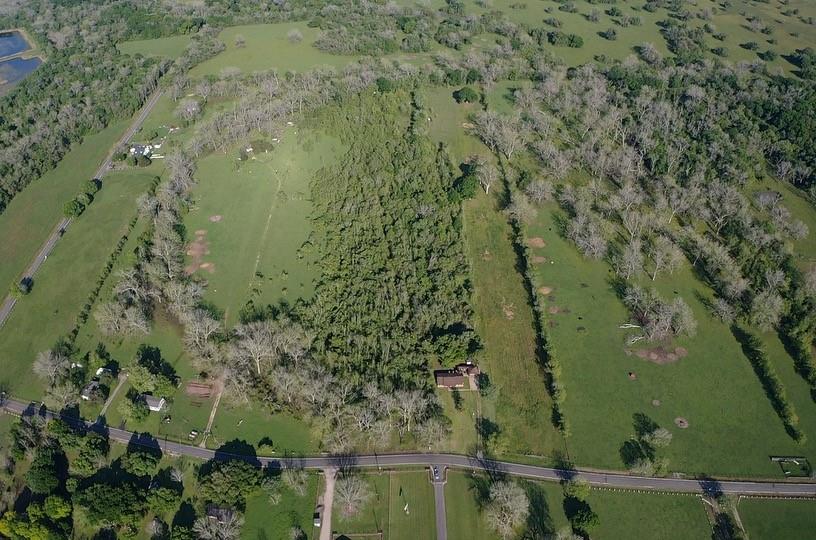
121;450;160;477
147;486;182;516
198;459;262;508
453;86;479;103
73;432;109;476
118;393;150;423
63;199;85;218
43;495;72;520
73;482;146;526
27;447;62;494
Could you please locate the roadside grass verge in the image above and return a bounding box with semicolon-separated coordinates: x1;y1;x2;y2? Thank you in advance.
242;473;319;540
388;470;436;540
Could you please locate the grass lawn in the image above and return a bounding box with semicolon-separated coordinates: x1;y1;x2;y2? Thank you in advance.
444;471;501;540
524;202;810;476
333;473;390;537
388;471;436;540
0;120;130;294
738;497;816;540
587;489;709;539
437;389;480;454
242;474;319;540
0;169;156;400
118;34;191;59
206;400;317;455
184;127;343;325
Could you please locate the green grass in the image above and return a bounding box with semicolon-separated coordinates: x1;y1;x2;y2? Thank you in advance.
525;202;810;476
750;180;816;269
436;389;480;454
424;87;485;163
118;34;192;59
738;497;816;540
189;23;352;77
333;473;390;536
206;400;317;455
388;471;436;540
242;474;319;540
0;169;156;400
0;120;130;294
184;127;343;325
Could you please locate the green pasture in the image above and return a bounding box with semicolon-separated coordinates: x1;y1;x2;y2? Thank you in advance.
751;179;816;269
738;497;816;540
184;127;342;325
424;86;485;162
206;400;317;455
525;202;812;476
333;473;390;536
0;169;155;400
189;23;351;78
118;34;191;59
0;120;130;294
242;474;319;540
388;470;436;540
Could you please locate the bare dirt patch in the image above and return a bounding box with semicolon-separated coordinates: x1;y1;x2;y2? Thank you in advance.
675;417;689;429
652;399;661;407
209;215;223;223
185;230;215;275
186;381;213;399
630;346;688;365
547;305;569;315
482;250;492;261
538;286;553;295
527;237;547;248
628;371;637;380
501;299;515;320
532;256;547;264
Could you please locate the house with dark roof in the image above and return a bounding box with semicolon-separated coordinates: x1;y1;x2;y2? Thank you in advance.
140;394;166;412
434;370;466;389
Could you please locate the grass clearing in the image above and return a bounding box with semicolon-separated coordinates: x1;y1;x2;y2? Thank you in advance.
118;34;191;59
525;203;809;475
184;126;343;325
738;497;816;540
388;470;436;540
0;169;156;400
0;120;130;293
242;474;319;540
206;400;317;454
333;473;390;536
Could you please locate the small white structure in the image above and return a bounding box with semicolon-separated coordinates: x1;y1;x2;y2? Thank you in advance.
141;394;166;412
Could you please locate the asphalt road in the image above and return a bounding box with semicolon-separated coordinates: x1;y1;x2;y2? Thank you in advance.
4;397;816;498
433;479;448;540
0;89;164;329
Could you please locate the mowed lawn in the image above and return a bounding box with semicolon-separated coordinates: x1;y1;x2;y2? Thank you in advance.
388;471;436;540
206;400;317;455
333;473;390;537
0;169;155;399
242;474;319;540
183;127;343;325
118;34;191;59
525;203;811;476
0;120;130;293
738;497;816;540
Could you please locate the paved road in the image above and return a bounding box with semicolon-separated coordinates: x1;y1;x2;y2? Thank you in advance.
0;89;164;329
3;398;816;498
432;477;448;540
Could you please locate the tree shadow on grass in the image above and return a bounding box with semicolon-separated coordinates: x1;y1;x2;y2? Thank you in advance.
522;481;555;539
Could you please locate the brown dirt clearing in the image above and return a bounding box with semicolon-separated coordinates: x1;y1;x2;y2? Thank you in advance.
209;215;223;222
527;237;546;248
630;346;688;365
675;417;689;429
532;256;547;264
538;286;553;295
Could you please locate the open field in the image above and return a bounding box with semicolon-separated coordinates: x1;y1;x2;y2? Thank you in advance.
333;473;390;537
388;471;436;540
524;203;812;476
242;474;319;540
184;127;342;325
118;34;191;59
0;120;130;294
738;497;816;540
0;169;156;399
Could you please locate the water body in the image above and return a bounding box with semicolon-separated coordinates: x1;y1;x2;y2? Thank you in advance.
0;30;30;58
0;57;42;94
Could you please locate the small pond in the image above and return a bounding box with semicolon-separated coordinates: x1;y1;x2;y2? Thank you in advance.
0;30;30;58
0;57;42;94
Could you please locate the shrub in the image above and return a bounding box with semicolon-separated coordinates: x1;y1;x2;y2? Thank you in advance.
63;199;85;217
452;86;479;103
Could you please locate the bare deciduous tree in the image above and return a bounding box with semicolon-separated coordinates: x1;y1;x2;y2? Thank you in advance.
33;350;71;387
193;510;244;540
335;474;372;517
484;481;529;540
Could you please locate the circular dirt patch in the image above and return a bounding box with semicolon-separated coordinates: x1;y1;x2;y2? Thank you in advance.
527;237;547;248
628;371;637;380
674;417;689;429
195;229;207;236
209;215;223;223
532;256;547;264
538;286;553;295
652;399;661;407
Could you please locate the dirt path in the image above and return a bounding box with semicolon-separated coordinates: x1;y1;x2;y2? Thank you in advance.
98;373;128;419
199;378;224;448
319;467;337;540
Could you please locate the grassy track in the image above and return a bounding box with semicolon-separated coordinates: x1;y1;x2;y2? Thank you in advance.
738;497;816;540
0;120;130;293
388;471;436;540
0;169;155;399
525;203;809;476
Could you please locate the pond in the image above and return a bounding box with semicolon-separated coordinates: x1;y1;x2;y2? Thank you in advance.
0;30;30;58
0;57;42;94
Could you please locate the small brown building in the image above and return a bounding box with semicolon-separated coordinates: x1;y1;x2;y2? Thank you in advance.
434;370;466;389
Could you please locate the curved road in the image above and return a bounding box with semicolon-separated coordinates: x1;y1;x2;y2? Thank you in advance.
0;89;165;329
3;397;815;497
